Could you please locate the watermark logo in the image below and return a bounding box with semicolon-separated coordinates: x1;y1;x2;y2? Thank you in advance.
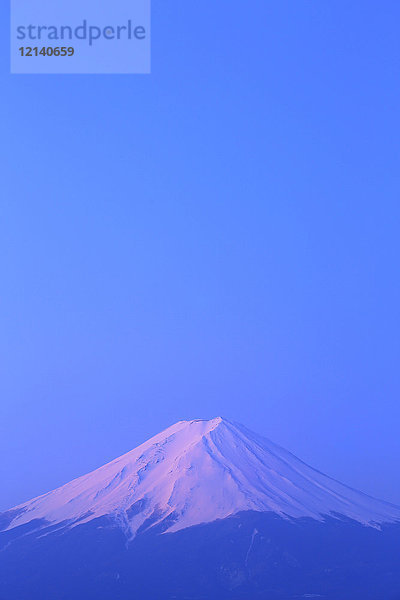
11;0;150;74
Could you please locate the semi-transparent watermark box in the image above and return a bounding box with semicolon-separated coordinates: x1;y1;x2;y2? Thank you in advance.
11;0;150;74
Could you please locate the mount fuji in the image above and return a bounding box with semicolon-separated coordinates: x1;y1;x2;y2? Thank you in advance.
3;417;400;535
1;417;400;600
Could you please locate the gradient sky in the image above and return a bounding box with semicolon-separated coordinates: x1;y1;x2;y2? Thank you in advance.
1;1;399;511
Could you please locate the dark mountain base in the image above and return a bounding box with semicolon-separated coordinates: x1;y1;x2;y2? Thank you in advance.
1;511;400;600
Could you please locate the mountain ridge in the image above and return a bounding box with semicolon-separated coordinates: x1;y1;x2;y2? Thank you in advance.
2;417;400;538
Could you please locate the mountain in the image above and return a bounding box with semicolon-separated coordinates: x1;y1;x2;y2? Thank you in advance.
1;417;400;600
4;417;400;535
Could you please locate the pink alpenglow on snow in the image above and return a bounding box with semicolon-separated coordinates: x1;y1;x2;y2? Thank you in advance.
4;418;400;537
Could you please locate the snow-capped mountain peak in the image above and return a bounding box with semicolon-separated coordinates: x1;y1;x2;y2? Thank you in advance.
3;417;400;536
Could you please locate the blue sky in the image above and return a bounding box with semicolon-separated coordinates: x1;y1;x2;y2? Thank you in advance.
1;1;400;510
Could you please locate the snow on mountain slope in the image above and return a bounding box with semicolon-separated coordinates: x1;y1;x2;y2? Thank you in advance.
3;417;400;537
